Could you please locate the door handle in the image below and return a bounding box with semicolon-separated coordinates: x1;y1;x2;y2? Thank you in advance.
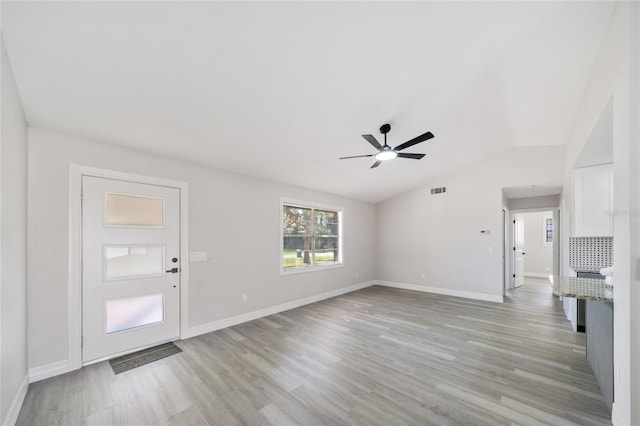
165;267;179;274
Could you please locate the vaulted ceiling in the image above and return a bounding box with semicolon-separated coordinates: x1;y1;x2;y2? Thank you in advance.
1;1;614;203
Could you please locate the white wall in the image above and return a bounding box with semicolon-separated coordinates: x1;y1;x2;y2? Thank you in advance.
561;3;637;424
27;128;376;373
629;3;639;424
375;145;565;302
508;194;559;211
0;38;29;426
521;211;553;277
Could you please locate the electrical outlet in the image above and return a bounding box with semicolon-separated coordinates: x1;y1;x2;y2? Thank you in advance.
242;294;247;302
421;273;426;279
355;272;359;278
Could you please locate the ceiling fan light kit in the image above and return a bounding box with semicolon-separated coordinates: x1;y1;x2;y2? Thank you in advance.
340;123;434;169
375;148;397;161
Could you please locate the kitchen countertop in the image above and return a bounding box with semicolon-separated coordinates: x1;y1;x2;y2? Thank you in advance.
549;276;613;303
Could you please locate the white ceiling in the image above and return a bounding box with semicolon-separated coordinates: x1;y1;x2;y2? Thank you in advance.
1;1;614;203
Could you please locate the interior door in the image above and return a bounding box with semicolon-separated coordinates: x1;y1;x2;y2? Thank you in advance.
513;215;525;288
82;176;180;362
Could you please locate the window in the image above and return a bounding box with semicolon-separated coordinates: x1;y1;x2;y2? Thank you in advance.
281;200;342;272
544;216;553;245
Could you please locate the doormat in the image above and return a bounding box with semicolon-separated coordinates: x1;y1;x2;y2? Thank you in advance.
109;342;182;374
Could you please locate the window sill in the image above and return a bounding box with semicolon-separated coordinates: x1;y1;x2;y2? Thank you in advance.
280;263;343;276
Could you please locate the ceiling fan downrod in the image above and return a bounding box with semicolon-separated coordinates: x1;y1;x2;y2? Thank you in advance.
380;124;391;147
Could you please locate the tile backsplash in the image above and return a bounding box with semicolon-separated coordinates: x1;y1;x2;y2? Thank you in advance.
569;237;613;272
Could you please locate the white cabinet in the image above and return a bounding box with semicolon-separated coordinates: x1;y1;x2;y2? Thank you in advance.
573;164;613;237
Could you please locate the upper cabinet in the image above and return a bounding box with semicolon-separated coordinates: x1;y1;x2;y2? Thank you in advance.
573;164;613;237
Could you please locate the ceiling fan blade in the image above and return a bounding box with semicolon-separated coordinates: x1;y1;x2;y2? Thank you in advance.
370;160;382;168
393;131;434;152
339;154;375;159
396;153;426;160
362;134;383;150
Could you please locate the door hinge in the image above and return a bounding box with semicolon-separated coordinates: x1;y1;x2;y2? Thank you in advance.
513;247;516;251
81;336;83;348
513;274;516;278
513;220;516;224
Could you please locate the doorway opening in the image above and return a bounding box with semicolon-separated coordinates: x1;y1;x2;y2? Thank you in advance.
512;210;555;288
501;188;561;295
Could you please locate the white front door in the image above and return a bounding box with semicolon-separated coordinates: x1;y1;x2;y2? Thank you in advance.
513;215;525;288
82;176;181;362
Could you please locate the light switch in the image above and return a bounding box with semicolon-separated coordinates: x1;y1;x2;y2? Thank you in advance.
190;251;208;262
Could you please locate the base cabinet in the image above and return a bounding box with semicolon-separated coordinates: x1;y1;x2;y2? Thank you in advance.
586;300;613;411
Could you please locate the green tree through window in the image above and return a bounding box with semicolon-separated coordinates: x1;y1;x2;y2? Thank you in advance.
282;203;342;269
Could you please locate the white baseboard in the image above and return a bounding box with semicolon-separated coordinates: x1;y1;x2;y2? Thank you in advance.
29;360;69;383
2;373;29;426
525;272;552;278
611;402;626;426
375;280;503;303
183;281;376;339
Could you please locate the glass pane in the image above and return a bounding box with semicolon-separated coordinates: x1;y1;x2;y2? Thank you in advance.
314;210;339;264
315;210;339;236
105;193;164;227
105;245;164;280
313;236;338;264
314;236;338;264
105;293;164;334
546;218;554;243
282;205;312;268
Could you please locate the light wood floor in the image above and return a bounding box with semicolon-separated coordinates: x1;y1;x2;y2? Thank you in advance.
17;279;612;425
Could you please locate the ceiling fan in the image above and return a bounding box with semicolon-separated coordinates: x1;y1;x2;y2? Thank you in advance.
339;123;434;168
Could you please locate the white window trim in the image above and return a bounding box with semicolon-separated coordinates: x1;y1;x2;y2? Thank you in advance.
280;197;344;275
543;214;553;246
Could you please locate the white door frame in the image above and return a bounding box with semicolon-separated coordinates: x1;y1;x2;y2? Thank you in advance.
502;208;508;296
68;165;189;371
505;207;560;292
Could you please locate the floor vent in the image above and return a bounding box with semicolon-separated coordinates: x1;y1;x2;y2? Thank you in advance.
430;186;446;195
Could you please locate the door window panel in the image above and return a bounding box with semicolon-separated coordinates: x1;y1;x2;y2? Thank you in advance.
104;245;164;280
105;293;164;334
105;193;164;227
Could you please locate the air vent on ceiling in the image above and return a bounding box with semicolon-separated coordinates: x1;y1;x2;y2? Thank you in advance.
430;187;446;195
